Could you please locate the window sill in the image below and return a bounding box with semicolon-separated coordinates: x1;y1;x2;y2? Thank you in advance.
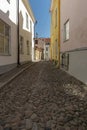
63;39;69;43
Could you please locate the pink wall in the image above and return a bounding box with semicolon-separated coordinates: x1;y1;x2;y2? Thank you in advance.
60;0;87;52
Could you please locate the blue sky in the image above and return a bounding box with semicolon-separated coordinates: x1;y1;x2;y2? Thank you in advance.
29;0;50;38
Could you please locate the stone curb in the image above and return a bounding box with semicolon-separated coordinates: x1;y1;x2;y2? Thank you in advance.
0;62;36;89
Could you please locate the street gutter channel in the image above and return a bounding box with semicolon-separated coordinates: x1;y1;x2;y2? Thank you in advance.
0;62;36;89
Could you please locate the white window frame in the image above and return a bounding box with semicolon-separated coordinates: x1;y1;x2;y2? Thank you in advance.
30;20;32;32
0;19;10;55
26;13;29;29
64;20;69;41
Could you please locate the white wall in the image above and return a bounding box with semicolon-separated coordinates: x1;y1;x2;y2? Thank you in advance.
0;0;17;24
0;0;18;66
0;0;35;68
19;0;35;61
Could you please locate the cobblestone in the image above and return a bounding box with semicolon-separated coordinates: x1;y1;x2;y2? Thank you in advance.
0;61;87;130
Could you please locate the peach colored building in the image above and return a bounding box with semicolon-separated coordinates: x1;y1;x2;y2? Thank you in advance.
60;0;87;84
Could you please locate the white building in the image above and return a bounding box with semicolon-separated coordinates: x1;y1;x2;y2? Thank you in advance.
0;0;35;74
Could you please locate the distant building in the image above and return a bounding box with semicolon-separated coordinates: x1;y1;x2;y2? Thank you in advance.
34;38;50;61
0;0;35;74
34;38;44;61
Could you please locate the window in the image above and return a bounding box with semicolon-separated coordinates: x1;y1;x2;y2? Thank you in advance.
61;53;69;70
0;19;10;55
55;8;57;27
7;0;10;4
46;47;48;51
64;20;69;41
26;13;29;29
20;36;24;54
26;41;30;55
30;20;32;32
35;39;38;44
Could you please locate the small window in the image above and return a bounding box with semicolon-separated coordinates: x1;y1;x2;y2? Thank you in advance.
26;13;29;29
46;47;48;51
0;19;10;55
20;36;24;54
64;20;69;41
30;20;32;32
7;0;10;4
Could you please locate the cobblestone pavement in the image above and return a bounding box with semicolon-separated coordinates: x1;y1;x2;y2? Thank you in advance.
0;61;87;130
0;62;33;84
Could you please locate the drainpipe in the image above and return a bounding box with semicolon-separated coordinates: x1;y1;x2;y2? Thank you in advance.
17;0;20;66
58;0;60;68
34;20;37;60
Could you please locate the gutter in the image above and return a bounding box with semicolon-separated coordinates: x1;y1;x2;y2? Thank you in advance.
17;0;20;65
58;0;60;68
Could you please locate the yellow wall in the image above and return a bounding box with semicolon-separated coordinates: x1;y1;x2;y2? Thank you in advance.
50;0;60;67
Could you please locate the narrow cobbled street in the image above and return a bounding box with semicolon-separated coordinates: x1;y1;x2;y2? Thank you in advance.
0;61;87;130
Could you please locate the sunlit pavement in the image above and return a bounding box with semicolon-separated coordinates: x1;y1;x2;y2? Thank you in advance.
0;61;87;130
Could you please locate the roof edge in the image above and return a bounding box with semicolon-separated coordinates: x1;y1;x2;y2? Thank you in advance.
22;0;36;23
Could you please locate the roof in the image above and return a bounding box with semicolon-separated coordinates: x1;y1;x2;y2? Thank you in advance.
35;38;50;43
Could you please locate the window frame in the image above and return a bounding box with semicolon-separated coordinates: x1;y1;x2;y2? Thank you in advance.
64;19;70;42
26;13;29;29
0;19;10;55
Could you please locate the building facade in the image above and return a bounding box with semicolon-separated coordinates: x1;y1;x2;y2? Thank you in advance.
34;38;50;61
50;0;60;67
60;0;87;84
34;38;45;61
50;0;87;84
0;0;35;74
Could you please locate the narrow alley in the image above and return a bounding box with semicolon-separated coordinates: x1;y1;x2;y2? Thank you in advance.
0;61;87;130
